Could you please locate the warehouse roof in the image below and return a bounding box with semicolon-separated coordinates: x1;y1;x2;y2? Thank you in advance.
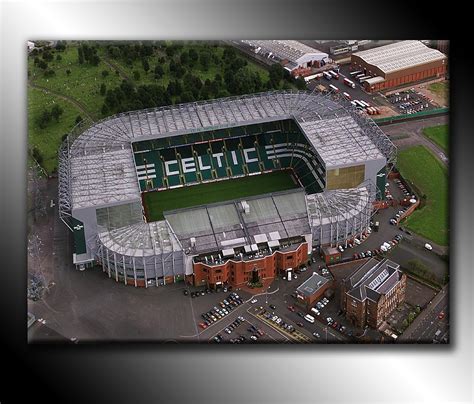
353;40;447;74
241;40;327;64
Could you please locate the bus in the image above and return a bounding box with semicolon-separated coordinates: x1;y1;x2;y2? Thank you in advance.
349;70;362;77
329;84;339;93
343;78;356;88
323;71;332;80
328;70;339;79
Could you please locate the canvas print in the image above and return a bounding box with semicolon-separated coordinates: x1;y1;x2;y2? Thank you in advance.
27;40;449;343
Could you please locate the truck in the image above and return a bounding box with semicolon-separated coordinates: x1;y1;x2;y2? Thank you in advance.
328;70;339;79
349;70;362;77
343;77;356;88
343;92;351;100
304;73;323;83
329;84;339;93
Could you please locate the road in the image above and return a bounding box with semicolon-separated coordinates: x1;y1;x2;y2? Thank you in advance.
399;285;449;342
382;115;448;166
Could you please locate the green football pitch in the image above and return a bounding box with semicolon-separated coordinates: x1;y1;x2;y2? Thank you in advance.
143;170;299;222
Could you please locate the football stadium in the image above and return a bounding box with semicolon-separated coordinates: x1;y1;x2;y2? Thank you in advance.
58;91;396;288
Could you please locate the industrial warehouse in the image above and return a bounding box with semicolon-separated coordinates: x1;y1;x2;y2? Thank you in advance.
58;90;396;288
350;40;447;93
240;40;329;76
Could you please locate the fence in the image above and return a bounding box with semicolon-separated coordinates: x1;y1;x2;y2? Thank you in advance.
374;107;449;125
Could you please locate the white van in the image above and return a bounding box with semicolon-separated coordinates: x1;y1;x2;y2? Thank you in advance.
304;314;315;324
311;307;320;316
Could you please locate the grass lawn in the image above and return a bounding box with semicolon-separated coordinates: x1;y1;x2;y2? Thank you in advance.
423;124;448;153
428;81;449;99
397;145;448;246
143;170;298;221
30;46;122;118
28;88;85;173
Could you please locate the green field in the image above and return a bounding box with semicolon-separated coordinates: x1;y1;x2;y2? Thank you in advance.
397;145;448;246
27;41;277;175
428;81;449;98
28;88;85;173
423;124;448;153
143;170;299;222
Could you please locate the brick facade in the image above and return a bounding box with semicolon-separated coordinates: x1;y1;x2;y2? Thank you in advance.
193;242;309;288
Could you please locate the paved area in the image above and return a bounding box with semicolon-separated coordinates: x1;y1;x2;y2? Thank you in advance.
399;285;449;343
382;115;448;165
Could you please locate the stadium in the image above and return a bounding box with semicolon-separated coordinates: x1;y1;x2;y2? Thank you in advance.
58;90;396;288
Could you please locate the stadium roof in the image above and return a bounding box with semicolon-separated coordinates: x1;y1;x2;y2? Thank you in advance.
353;40;447;75
97;220;182;257
164;189;311;254
306;183;372;227
63;91;394;210
241;40;327;64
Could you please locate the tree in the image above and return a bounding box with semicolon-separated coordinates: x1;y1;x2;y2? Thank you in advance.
199;51;211;71
180;51;190;66
188;48;198;64
154;65;164;80
44;69;55;78
37;109;52;129
269;63;285;87
78;47;84;64
51;104;64;121
133;70;141;81
142;58;150;73
100;83;107;96
294;76;307;90
56;54;62;61
102;70;109;78
66;69;71;76
75;115;83;125
38;60;48;70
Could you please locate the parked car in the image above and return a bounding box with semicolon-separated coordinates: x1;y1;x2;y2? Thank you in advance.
287;305;296;312
183;290;189;296
296;322;304;327
438;311;445;319
424;243;433;251
251;298;258;304
269;304;276;310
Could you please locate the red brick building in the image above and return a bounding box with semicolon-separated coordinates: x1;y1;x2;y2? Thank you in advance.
193;240;309;288
296;272;332;307
351;41;447;93
341;258;407;329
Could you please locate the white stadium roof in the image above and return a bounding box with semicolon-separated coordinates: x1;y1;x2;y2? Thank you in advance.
353;40;447;75
62;91;394;210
